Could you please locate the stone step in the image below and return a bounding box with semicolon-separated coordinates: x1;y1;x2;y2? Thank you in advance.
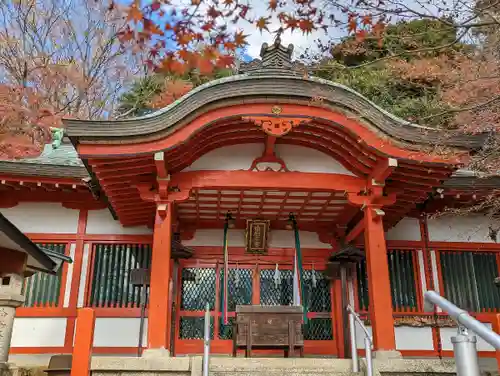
209;358;356;375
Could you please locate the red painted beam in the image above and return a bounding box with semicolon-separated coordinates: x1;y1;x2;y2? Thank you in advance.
345;219;364;243
154;151;168;178
369;158;398;184
170;170;366;194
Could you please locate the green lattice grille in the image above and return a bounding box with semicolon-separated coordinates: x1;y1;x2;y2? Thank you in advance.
218;268;253;339
260;269;293;305
304;318;333;340
219;317;235;340
181;268;216;311
356;249;419;312
388;250;418;311
219;268;253;311
179;317;214;339
88;243;151;308
440;251;500;311
356;260;369;311
23;243;66;307
303;270;331;312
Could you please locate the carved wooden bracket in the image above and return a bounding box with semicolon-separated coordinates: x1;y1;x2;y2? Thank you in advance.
249;155;289;172
243;111;312;137
346;191;396;208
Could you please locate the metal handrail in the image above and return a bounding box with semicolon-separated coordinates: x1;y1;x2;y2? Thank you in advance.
346;305;373;376
425;291;500;349
202;302;211;376
425;291;500;376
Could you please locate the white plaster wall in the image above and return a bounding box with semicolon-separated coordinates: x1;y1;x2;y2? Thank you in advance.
1;203;79;234
395;327;434;350
385;217;421;241
427;215;499;243
355;325;434;351
355;325;372;349
275;145;356;175
63;243;76;308
86;209;152;235
182;143;356;175
440;325;495;352
11;318;67;347
92;318;147;347
182;229;331;249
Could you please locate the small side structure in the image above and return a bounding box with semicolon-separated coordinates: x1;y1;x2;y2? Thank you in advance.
0;213;70;370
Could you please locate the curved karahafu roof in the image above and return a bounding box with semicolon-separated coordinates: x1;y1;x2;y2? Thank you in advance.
66;43;485;153
64;41;488;229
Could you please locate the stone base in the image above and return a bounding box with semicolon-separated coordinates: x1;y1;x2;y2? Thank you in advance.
373;350;403;360
141;348;171;358
0;362;9;376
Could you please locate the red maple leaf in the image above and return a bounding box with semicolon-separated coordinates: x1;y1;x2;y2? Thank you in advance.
268;0;278;11
285;17;299;31
198;58;214;75
234;31;247;47
216;54;235;68
126;2;143;24
361;15;372;26
299;18;315;33
255;16;271;32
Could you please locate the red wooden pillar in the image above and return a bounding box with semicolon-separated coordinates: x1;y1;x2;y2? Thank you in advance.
148;202;173;350
363;206;397;351
71;308;95;376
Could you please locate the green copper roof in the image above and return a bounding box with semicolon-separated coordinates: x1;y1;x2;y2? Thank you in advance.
0;142;87;178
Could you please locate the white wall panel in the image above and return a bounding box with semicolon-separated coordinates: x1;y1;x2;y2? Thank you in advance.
183;144;262;171
63;243;76;307
86;209;152;235
182;229;330;249
427;215;498;243
182;143;356;175
93;318;147;347
11;318;66;347
395;327;434;350
1;203;79;233
385;217;421;241
275;145;356;175
440;325;495;351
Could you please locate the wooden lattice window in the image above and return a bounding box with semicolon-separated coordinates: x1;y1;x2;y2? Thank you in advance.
23;243;67;307
356;249;420;312
86;243;152;308
438;250;500;312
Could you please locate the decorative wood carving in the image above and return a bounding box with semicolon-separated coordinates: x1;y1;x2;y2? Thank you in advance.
243;107;311;137
360;315;458;328
249;155;288;172
245;219;270;254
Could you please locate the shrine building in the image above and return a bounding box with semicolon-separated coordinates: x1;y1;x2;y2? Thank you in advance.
1;41;500;364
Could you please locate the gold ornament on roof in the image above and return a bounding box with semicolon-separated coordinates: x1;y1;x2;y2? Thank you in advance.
271;105;282;115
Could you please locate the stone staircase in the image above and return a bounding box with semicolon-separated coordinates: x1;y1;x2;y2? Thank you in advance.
209;358;357;376
5;355;499;376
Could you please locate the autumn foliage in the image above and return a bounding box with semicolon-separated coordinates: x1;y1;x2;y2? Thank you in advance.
116;0;385;76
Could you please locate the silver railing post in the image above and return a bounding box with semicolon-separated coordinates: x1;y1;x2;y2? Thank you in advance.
348;311;359;372
364;337;373;376
452;326;480;376
424;291;500;376
346;305;373;376
202;302;211;376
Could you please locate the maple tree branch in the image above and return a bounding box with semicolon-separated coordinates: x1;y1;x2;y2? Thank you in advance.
420;94;500;122
345;28;469;70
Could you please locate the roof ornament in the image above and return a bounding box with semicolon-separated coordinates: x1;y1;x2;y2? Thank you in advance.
239;35;300;75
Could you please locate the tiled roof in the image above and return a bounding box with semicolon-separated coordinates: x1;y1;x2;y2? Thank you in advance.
11;143;83;167
0;142;88;178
